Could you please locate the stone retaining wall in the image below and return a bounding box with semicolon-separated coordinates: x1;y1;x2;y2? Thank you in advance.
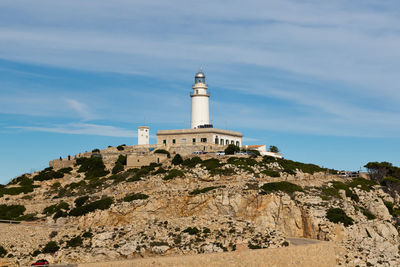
79;241;336;267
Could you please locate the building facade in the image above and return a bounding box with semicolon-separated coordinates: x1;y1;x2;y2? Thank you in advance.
157;128;242;148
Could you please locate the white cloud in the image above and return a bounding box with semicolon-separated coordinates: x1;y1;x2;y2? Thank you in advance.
0;0;399;138
9;123;138;138
65;98;93;120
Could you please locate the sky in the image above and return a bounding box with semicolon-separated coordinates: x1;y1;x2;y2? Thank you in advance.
0;0;400;184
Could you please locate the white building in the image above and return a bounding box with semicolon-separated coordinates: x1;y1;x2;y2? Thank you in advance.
156;71;242;152
190;70;210;129
138;126;150;145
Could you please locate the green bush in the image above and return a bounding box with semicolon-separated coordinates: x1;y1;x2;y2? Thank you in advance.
66;236;83;248
364;161;400;184
82;231;93;238
261;169;280;177
19;176;33;187
153;167;167;175
383;201;400;217
150;241;169;247
123;193;149;202
320;182;359;202
182;157;202;168
0;246;7;257
128;164;157;181
75;157;109;179
154;149;170;158
248;243;262;250
112;163;124;174
382;176;400;186
116;155;127;165
359;207;376;220
8;174;28;185
260;181;303;195
33;168;64;181
384;201;394;214
58;167;73;174
69;197;113;217
43;202;69;215
201;158;222;170
0;204;26;220
42;241;59;254
269;145;279;153
321;186;341;200
326;208;354;226
172;154;183;165
0;184;34;197
92;148;100;153
53;210;68;220
348;178;376;192
17;213;37;221
74;195;89;207
262;157;327;175
116;145;125;151
163;169;184;180
224;144;240;155
183;227;200;235
189;186;220;195
65;180;86;191
226;157;257;174
32;250;41;257
209;168;235;176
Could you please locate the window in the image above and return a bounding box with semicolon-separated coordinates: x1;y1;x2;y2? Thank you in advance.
172;139;176;144
236;141;240;147
220;139;224;145
182;138;186;144
226;140;229;145
192;138;196;143
231;140;234;145
201;138;207;143
196;90;199;94
163;140;166;145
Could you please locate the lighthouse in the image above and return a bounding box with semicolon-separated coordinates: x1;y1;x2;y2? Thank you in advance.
190;70;211;129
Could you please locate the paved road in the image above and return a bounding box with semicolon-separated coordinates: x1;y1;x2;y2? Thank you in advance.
288;237;321;246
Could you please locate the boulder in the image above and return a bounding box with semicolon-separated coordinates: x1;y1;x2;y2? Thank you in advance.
151;245;170;254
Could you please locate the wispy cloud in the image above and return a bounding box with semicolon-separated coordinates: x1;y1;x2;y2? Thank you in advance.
65;98;93;120
9;123;137;138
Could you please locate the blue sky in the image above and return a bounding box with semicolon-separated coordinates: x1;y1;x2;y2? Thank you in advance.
1;0;400;184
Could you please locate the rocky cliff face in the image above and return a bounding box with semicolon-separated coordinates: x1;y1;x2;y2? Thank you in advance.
1;155;400;266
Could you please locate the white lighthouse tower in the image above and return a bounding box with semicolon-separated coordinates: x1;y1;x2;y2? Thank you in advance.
191;70;210;129
138;126;149;145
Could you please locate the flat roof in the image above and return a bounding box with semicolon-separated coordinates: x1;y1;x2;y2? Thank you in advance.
156;128;242;137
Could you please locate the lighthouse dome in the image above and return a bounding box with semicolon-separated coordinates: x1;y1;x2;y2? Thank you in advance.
195;71;205;78
195;70;206;84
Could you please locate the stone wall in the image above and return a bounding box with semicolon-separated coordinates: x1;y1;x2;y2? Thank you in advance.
79;241;336;267
49;158;76;169
126;154;169;168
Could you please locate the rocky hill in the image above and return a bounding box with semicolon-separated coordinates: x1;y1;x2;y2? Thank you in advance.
1;152;400;266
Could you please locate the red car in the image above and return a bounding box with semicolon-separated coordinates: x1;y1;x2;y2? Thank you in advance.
31;259;49;266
